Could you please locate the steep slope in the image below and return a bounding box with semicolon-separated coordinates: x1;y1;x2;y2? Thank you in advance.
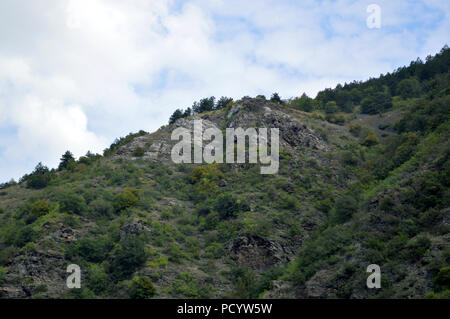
0;50;449;299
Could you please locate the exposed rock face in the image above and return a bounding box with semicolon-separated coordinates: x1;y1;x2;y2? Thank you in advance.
113;98;328;165
226;98;328;151
229;234;294;271
42;221;78;243
115;135;149;157
119;220;151;238
265;111;328;150
2;251;68;298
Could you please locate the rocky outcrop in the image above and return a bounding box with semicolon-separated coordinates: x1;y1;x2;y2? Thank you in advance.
2;251;68;298
119;220;151;238
226;98;328;151
228;234;294;271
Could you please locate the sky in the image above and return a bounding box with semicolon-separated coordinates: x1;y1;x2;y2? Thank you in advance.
0;0;449;183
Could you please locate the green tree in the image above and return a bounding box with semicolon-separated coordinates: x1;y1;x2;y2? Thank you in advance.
363;133;380;146
87;264;109;295
128;276;156;299
335;90;354;112
25;199;52;224
213;193;248;220
291;93;314;112
27;163;52;189
361;91;392;114
270;93;282;104
324;101;339;114
110;236;147;280
216;96;233;110
434;266;450;292
193;97;215;114
396;77;421;99
333;195;358;224
114;187;139;212
183;107;192;117
58;151;76;170
58;191;87;215
169;109;184;125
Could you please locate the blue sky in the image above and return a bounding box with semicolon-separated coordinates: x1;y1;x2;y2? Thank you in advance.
0;0;449;182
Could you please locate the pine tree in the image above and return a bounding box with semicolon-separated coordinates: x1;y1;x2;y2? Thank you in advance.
58;151;75;170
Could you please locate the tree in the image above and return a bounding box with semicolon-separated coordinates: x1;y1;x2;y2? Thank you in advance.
363;133;380;146
335;90;353;112
58;191;87;215
324;101;339;114
58;151;75;170
183;107;192;117
216;96;233;110
396;77;421;99
114;187;139;212
291;93;314;112
110;236;147;280
169;109;184;125
25;199;52;224
349;88;363;104
333;195;358;224
213;193;248;220
27;162;52;189
193;97;215;114
270;93;282;104
129;276;156;299
361;91;392;114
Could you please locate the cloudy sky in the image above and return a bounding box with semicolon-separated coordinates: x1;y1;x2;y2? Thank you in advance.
0;0;448;182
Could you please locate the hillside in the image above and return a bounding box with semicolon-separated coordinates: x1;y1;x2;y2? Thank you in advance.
0;47;449;299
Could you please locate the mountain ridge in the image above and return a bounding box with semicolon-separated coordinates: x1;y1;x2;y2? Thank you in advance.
0;47;449;299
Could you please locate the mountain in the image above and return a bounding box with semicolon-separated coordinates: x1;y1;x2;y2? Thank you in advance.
0;46;449;299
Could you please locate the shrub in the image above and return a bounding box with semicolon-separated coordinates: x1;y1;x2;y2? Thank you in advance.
349;123;361;137
58;191;87;215
27;163;52;189
0;267;5;285
190;164;223;184
230;267;257;298
129;276;156;299
13;225;38;248
289;94;314;112
278;193;298;210
132;146;145;157
340;151;358;166
87;264;109;294
361;91;392;114
403;235;431;261
363;133;379;146
333;195;358;224
326;114;345;125
204;242;225;259
89;199;114;218
434;266;450;292
68;237;113;263
397;77;421;99
213;193;248;220
414;171;443;210
0;246;15;266
24;199;52;224
109;236;147;280
324;101;339;114
114;188;139;212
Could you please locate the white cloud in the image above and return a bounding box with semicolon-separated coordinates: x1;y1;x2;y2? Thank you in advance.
0;0;448;182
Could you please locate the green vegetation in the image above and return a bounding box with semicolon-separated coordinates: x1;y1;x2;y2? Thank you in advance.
128;276;156;299
0;46;448;299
